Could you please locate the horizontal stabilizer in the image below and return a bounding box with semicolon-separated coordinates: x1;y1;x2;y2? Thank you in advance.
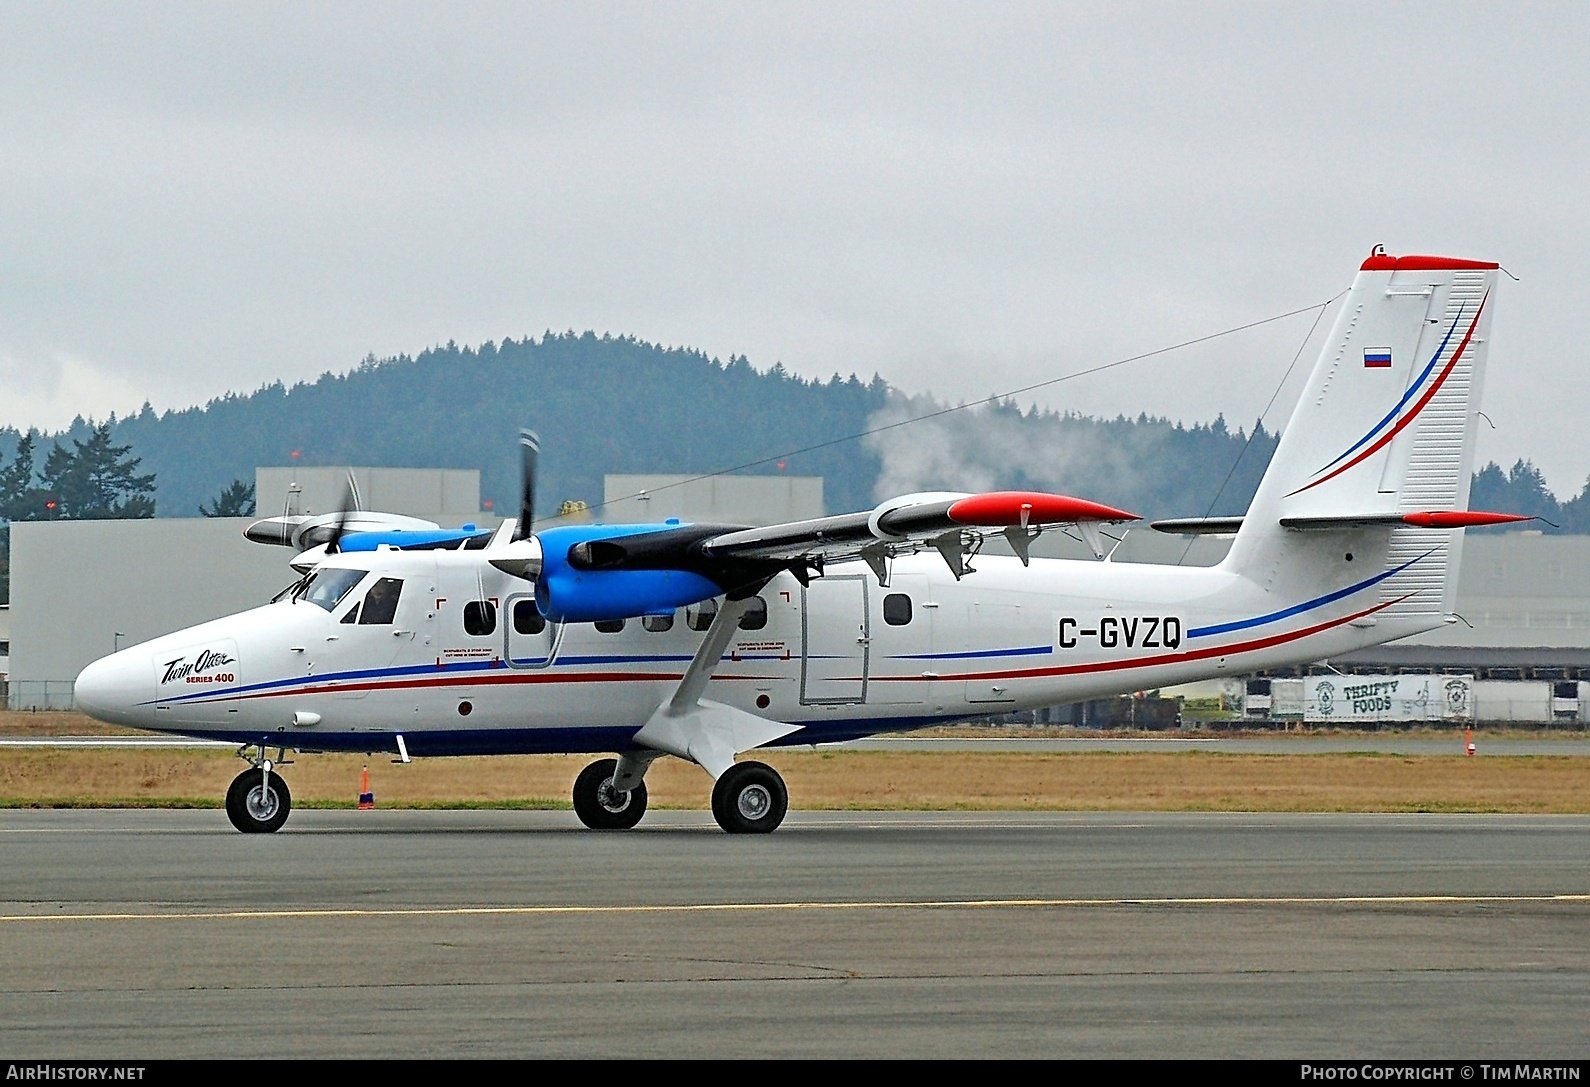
1278;510;1533;532
1156;510;1528;536
1150;517;1245;536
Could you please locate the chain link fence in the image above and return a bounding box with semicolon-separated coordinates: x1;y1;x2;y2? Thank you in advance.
7;680;76;711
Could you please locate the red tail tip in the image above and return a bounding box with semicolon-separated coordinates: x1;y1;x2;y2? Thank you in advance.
1402;511;1533;529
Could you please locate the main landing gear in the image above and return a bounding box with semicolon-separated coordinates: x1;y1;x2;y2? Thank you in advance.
225;753;292;834
571;757;788;834
711;762;788;835
571;758;649;830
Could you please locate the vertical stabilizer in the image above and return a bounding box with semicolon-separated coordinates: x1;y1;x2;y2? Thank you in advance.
1227;250;1500;622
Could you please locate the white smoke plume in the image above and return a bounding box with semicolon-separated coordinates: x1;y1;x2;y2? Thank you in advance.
863;391;1270;520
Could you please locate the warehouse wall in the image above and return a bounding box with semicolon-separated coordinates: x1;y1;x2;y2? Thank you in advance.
7;518;296;707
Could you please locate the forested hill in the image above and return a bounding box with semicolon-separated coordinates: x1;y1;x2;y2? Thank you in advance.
0;331;1573;529
9;335;896;518
0;333;1288;524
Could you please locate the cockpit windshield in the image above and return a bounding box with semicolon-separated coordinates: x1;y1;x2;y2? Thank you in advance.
297;567;369;612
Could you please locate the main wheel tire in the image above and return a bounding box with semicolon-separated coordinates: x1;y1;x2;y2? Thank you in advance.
572;758;648;830
225;768;292;834
711;761;788;834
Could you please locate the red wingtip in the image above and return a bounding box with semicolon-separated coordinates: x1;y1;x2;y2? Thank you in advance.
947;491;1140;527
1360;252;1499;272
1402;511;1533;529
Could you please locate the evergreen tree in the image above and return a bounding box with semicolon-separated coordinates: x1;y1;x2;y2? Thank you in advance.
200;479;256;517
1468;459;1563;532
0;431;52;522
38;424;156;519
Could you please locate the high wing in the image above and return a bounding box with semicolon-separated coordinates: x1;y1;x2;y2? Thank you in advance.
505;489;1141;624
698;489;1140;581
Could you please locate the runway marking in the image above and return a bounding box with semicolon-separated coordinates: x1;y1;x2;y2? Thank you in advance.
3;893;1587;924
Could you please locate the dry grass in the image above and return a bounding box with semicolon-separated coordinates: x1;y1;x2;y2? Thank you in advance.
0;710;144;736
1;747;1587;813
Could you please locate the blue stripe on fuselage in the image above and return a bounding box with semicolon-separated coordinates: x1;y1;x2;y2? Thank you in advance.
1187;551;1430;639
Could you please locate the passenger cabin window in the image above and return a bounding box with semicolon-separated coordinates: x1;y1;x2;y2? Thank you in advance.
300;568;367;612
594;618;626;633
464;601;497;636
642;612;674;633
883;593;912;626
739;596;767;630
513;600;546;635
686;598;718;631
358;578;404;625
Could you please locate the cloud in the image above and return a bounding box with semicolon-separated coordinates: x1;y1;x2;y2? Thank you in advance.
0;349;153;432
0;4;1584;489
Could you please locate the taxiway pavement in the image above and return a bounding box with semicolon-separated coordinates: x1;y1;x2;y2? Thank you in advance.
2;809;1586;1058
7;734;1587;754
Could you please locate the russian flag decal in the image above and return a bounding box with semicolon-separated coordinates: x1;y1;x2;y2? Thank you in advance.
1363;347;1393;368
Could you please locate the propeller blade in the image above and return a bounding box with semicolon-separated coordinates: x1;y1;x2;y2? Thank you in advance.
515;430;539;541
325;473;359;555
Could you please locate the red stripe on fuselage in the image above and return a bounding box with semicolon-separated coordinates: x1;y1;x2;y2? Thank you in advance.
177;594;1412;708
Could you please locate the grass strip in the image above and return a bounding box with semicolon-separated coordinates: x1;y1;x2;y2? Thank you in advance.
3;747;1589;813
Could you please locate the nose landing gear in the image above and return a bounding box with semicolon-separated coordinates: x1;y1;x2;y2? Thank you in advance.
226;745;293;833
226;766;292;833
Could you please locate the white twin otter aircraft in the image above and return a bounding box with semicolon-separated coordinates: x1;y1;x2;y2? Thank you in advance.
76;251;1525;834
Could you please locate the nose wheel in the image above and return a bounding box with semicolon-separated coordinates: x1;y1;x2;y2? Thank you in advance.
711;761;787;834
225;766;292;833
572;758;649;830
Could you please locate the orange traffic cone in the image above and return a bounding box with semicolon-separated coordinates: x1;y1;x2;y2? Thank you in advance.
358;765;375;809
1465;727;1476;757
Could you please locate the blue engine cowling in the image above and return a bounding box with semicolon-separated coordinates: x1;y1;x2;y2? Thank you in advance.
534;524;724;623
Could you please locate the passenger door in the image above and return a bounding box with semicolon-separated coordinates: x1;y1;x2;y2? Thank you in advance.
963;599;1024;706
801;574;869;704
867;573;932;704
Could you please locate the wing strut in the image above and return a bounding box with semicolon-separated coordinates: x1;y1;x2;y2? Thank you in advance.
614;592;802;787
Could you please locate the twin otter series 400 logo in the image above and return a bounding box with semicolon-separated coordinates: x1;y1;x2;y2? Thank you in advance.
159;641;239;687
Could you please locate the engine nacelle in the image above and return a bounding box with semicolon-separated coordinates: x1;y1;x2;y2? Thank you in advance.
534;524;723;623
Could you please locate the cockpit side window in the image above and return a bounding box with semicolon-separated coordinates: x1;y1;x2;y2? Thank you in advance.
340;602;360;624
299;568;368;612
358;578;405;625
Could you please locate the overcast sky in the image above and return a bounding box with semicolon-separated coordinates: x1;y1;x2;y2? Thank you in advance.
2;2;1586;490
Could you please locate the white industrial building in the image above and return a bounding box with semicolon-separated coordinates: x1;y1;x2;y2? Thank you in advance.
255;466;484;522
602;474;823;526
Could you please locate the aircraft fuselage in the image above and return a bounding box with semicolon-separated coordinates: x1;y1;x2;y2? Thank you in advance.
76;544;1434;755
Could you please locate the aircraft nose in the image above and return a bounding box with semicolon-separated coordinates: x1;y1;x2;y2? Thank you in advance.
74;651;154;726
